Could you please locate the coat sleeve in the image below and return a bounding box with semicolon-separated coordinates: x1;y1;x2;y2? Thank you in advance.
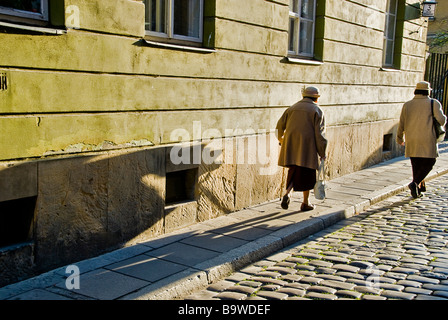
275;111;287;144
314;110;328;159
434;99;447;127
396;105;406;145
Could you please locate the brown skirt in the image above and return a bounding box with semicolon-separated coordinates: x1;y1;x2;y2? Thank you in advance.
286;165;316;192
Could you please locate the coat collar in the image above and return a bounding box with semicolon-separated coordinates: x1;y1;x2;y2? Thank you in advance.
301;97;318;104
413;95;430;100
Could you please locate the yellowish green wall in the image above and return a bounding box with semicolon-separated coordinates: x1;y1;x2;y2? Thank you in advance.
0;0;428;161
0;0;430;285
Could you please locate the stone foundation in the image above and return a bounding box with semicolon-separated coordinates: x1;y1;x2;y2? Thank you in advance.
0;120;403;287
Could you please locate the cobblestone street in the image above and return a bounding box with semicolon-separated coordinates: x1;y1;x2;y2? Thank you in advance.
186;174;448;301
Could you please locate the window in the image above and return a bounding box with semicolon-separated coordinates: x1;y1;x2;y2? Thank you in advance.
383;0;398;67
145;0;204;44
0;0;49;23
288;0;316;58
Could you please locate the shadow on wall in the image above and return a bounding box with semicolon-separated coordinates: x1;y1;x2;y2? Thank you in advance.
324;122;404;179
0;147;166;287
1;125;404;287
0;137;284;287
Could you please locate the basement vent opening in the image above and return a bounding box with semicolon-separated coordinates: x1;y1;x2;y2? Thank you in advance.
0;196;36;248
383;134;393;152
165;168;198;206
0;72;7;91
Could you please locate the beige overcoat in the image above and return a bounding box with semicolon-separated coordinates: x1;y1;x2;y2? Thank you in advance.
397;95;447;158
276;98;327;170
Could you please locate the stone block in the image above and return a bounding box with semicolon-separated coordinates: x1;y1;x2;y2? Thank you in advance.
36;154;110;270
0;160;37;202
215;18;288;56
197;148;237;221
0;243;35;287
106;148;165;241
234;134;283;210
324;18;383;49
216;0;287;31
65;0;145;37
35;147;165;270
164;202;198;234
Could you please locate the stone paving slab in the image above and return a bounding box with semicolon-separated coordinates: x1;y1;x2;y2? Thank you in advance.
104;254;188;283
146;242;221;267
56;268;150;300
1;143;447;300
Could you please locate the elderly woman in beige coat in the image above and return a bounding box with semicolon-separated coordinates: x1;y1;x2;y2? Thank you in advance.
397;81;447;198
276;86;328;211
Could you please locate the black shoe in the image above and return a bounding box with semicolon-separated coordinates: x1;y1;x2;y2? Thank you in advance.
419;183;426;193
281;194;290;209
408;182;419;199
301;203;315;212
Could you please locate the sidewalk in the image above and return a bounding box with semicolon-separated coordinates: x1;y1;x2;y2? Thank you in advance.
1;142;448;300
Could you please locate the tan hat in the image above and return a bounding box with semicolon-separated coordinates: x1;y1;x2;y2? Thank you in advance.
415;81;432;91
302;86;320;98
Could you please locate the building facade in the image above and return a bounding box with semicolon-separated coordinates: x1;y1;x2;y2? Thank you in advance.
0;0;428;286
427;0;448;53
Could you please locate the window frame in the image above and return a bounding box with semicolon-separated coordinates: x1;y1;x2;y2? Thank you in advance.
145;0;204;45
288;0;317;59
0;1;49;24
383;0;398;68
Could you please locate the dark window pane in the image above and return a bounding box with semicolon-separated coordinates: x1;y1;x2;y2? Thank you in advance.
384;39;394;66
147;0;166;33
289;18;297;52
301;0;314;20
299;20;314;55
389;0;397;15
0;0;42;14
290;0;300;14
173;0;200;38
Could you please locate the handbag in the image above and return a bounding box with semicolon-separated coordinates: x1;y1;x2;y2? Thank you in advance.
431;99;446;142
314;159;326;200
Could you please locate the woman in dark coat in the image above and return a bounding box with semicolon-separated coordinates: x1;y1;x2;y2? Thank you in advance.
276;86;328;211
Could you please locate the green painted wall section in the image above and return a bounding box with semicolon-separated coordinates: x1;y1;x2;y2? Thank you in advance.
0;0;429;161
